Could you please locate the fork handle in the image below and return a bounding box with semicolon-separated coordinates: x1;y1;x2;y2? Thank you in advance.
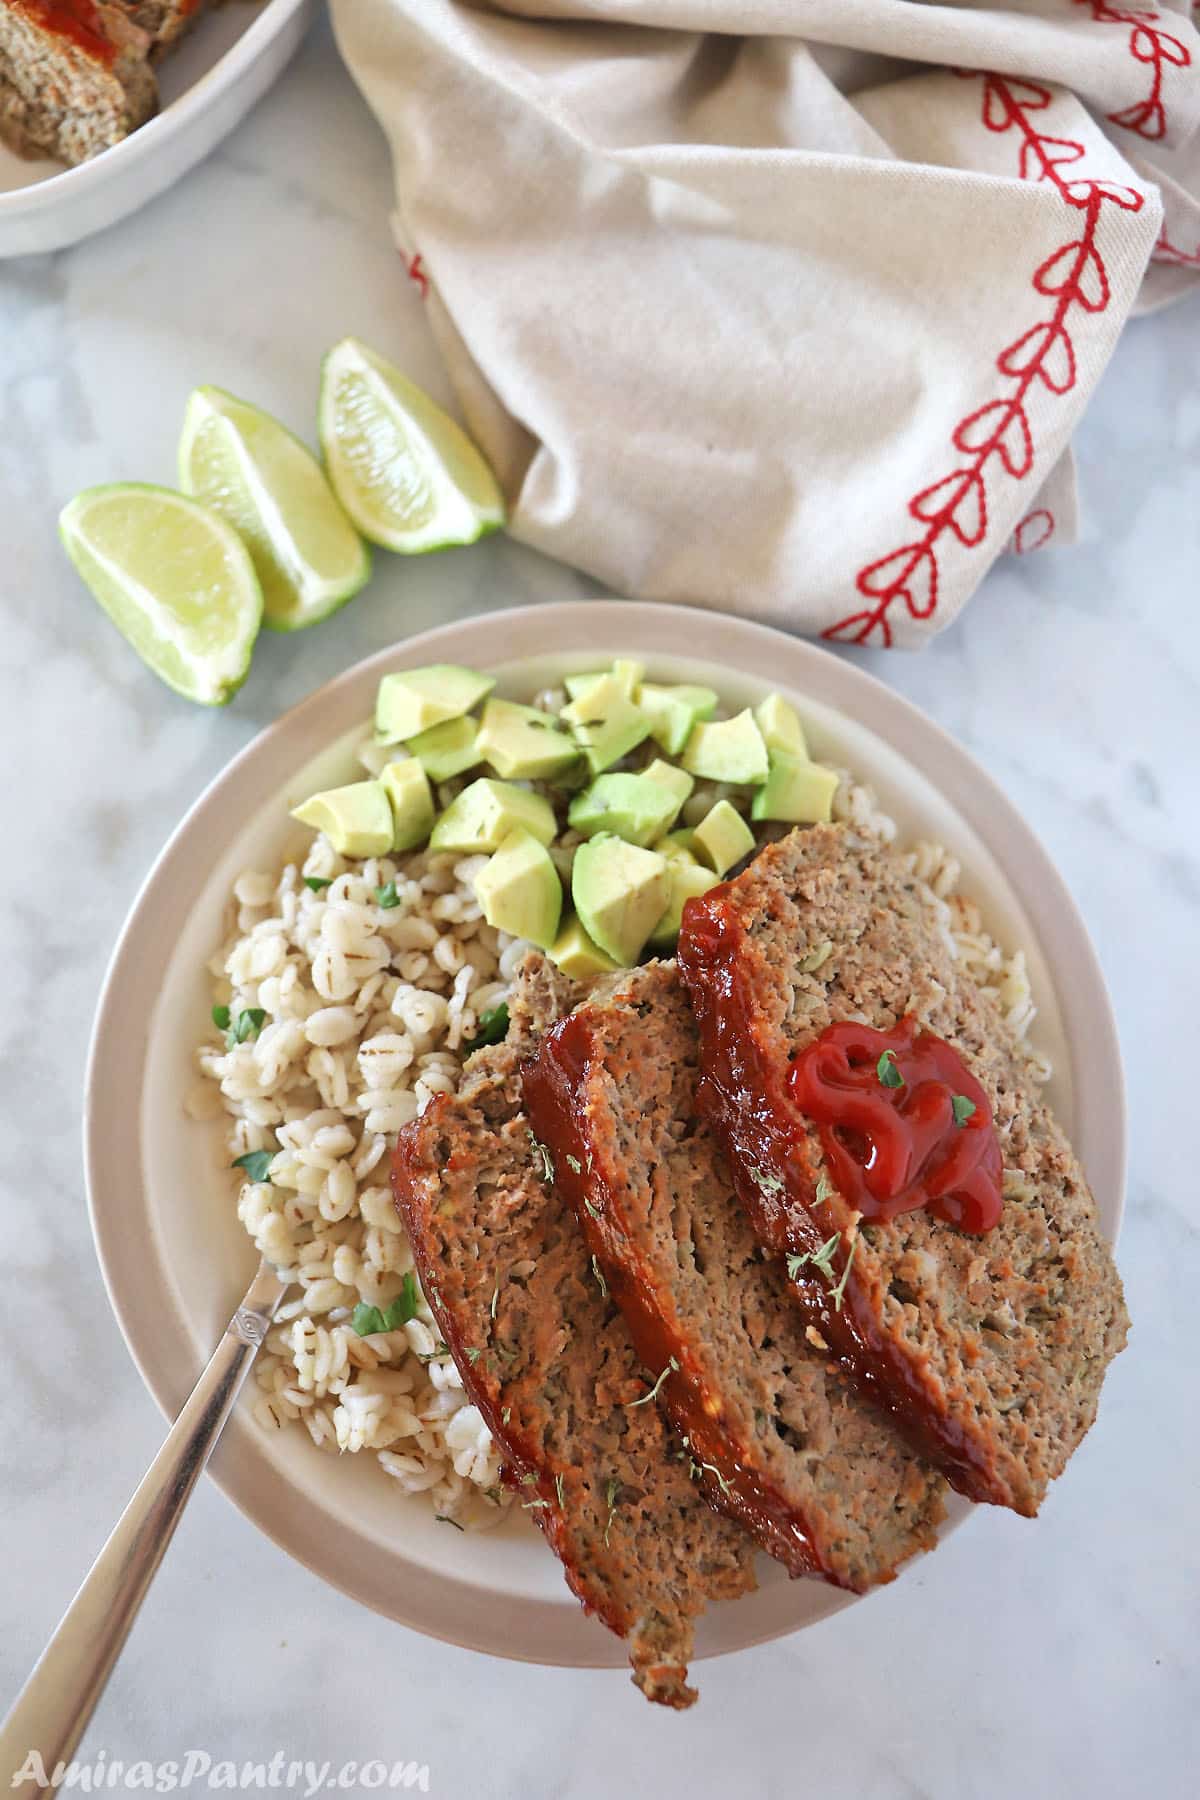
0;1263;284;1794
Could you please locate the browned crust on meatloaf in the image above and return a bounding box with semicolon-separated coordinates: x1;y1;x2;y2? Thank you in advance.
523;960;946;1593
677;823;1129;1516
391;954;755;1709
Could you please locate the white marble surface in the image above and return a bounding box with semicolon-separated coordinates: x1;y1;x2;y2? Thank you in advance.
1;16;1197;1799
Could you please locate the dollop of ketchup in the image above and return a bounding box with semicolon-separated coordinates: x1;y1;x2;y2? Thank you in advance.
788;1017;1003;1233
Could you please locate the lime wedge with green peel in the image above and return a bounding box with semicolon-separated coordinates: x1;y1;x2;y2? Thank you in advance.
59;483;262;706
178;386;370;631
319;337;506;554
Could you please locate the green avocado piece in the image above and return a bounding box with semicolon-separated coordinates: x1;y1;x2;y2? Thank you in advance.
429;778;556;852
639;682;719;757
692;799;756;876
572;834;670;967
563;658;643;704
473;828;562;950
476;697;579;781
405;714;483;784
649;858;721;947
380;758;435;852
754;693;808;758
642;759;693;816
561;673;652;775
291;779;394;858
680;710;770;785
655;828;697;862
568;771;682;847
375;664;494;743
549;915;621;980
751;751;840;824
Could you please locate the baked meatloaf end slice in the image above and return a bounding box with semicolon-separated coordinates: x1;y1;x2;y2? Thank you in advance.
677;824;1129;1516
0;2;158;164
391;953;755;1709
523;961;946;1594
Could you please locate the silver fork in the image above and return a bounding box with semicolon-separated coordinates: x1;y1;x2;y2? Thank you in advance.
0;1258;286;1795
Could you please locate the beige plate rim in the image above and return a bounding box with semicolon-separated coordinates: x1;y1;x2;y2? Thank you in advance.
83;600;1126;1672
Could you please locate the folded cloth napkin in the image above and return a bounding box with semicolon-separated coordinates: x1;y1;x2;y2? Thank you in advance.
332;1;1200;646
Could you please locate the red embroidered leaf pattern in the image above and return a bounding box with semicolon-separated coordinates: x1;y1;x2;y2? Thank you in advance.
828;5;1187;646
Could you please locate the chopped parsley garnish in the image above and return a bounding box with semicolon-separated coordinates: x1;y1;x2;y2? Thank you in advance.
351;1271;421;1337
434;1514;465;1531
375;880;401;909
830;1236;858;1313
211;1004;231;1031
303;876;332;892
604;1477;621;1546
584;1198;602;1220
527;1132;555;1186
951;1094;977;1128
231;1149;273;1184
224;1007;266;1049
555;1473;565;1508
465;1347;482;1364
787;1232;840;1284
523;1498;549;1511
565;1154;582;1175
464;1003;509;1051
877;1049;904;1089
814;1174;833;1207
747;1163;784;1197
591;1255;608;1300
628;1357;678;1407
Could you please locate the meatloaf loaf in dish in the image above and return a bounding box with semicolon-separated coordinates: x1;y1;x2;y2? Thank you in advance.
391;954;755;1709
677;823;1129;1516
523;959;947;1593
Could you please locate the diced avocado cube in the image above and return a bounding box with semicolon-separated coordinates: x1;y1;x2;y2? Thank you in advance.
549;915;621;980
568;771;682;847
561;674;652;775
649;858;721;948
692;799;756;876
655;828;697;862
751;752;840;825
405;714;483;784
642;759;693;816
291;780;394;858
754;693;808;759
429;778;556;853
380;758;435;852
680;710;770;785
473;829;562;950
476;697;579;781
639;682;719;757
375;665;494;743
563;659;643;704
572;834;671;967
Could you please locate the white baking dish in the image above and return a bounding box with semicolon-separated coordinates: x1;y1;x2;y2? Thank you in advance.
0;0;314;258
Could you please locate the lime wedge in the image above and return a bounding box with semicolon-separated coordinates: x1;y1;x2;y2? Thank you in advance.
59;483;262;706
178;386;371;632
318;337;505;554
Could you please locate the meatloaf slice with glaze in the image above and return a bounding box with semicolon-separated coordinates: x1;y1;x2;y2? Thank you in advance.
677;823;1129;1516
0;2;158;164
391;954;755;1709
523;961;946;1593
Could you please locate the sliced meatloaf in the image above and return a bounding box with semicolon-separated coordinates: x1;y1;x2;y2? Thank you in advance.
676;823;1129;1516
0;2;203;165
391;954;755;1709
522;961;946;1593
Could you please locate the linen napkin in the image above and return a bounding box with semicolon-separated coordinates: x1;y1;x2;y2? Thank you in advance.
331;1;1200;647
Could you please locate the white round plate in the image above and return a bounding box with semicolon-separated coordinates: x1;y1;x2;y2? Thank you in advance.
85;601;1126;1671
